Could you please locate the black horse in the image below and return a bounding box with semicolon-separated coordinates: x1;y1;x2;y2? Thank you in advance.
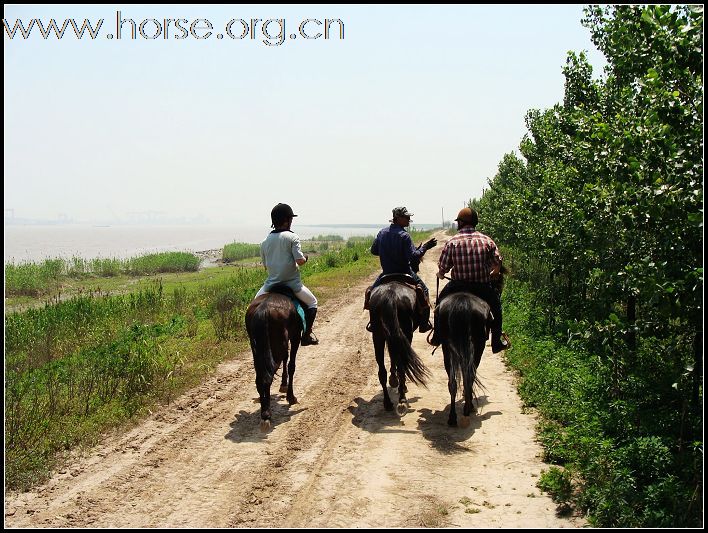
436;292;493;427
435;265;507;427
368;280;430;415
245;290;303;431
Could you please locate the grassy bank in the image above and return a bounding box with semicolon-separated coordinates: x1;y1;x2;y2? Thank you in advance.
501;277;701;527
4;230;435;491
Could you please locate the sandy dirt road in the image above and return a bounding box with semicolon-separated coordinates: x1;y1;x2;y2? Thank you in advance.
5;231;584;528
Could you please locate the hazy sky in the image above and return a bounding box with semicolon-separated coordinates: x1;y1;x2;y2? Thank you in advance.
4;4;606;226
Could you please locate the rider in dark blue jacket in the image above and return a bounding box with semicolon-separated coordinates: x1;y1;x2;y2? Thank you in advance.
367;206;437;332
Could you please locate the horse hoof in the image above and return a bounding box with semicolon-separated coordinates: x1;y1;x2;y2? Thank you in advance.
459;415;471;428
396;402;408;417
279;385;288;394
259;419;271;432
389;375;399;388
288;396;298;405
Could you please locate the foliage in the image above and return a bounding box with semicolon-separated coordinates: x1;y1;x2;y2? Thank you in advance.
477;6;702;527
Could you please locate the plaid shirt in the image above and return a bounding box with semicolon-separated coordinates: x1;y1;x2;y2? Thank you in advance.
438;227;502;283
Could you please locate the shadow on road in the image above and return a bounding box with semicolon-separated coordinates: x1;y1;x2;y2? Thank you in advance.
224;395;308;443
347;391;422;434
416;395;502;454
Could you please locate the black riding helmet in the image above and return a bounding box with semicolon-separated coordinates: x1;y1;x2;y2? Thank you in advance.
271;203;298;227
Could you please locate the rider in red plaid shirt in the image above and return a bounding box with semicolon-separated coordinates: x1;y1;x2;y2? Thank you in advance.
437;227;502;283
430;207;509;353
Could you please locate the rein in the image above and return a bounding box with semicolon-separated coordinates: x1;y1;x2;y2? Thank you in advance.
435;274;453;303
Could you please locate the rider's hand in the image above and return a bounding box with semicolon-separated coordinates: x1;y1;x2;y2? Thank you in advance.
436;271;445;280
422;237;438;251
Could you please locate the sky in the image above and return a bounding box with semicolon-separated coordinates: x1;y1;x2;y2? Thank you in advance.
4;4;607;226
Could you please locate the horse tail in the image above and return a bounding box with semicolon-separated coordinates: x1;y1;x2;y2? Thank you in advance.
445;296;482;394
378;293;430;387
249;301;276;386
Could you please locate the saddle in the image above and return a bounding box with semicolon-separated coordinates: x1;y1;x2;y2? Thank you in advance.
363;274;431;318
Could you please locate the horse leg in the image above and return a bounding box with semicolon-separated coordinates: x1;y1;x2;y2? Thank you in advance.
396;362;409;417
459;377;474;428
443;345;458;427
374;330;393;411
279;352;289;394
256;377;272;431
286;338;299;405
395;323;414;416
279;341;289;392
388;358;398;389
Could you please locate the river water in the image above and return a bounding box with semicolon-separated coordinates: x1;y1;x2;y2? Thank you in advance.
4;224;432;263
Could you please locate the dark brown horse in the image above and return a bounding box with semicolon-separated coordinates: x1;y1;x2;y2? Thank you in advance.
368;280;430;415
435;265;507;427
245;289;302;431
436;292;492;427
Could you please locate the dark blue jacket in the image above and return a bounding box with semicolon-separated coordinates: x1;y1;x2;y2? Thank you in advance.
371;224;424;275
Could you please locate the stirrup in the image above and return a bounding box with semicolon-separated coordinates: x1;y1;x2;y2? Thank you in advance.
366;321;373;332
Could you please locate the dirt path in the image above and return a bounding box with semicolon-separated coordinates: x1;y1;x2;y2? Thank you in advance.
4;231;584;528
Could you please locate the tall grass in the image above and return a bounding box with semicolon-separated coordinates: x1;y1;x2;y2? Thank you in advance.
4;252;201;296
5;259;63;296
124;252;200;275
222;242;261;263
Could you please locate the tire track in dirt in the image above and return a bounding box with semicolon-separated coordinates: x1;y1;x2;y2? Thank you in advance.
5;231;585;528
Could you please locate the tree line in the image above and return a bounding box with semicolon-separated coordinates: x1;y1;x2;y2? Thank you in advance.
475;5;702;527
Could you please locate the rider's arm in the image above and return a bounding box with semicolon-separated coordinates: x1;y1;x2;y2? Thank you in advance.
437;242;452;277
261;244;268;271
291;234;307;266
404;232;425;262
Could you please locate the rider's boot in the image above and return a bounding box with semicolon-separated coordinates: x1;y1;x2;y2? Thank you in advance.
491;328;509;353
301;307;319;346
418;304;432;333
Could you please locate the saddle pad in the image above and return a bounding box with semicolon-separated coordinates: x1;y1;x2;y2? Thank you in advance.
292;299;306;332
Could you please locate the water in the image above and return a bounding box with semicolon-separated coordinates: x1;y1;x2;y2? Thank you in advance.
3;224;399;263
